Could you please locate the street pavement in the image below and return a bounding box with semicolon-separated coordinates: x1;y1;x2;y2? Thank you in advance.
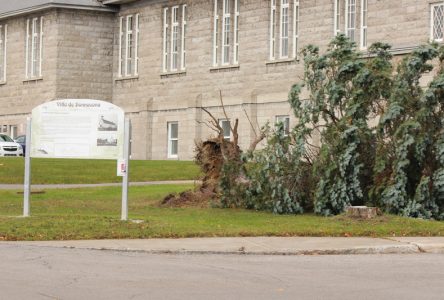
1;243;444;300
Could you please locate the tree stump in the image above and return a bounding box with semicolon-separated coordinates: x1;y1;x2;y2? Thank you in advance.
346;206;380;219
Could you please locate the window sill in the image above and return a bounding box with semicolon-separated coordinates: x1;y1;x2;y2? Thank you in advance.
161;70;186;79
266;58;298;66
115;75;139;82
0;81;6;86
23;77;43;83
360;45;418;58
210;64;240;73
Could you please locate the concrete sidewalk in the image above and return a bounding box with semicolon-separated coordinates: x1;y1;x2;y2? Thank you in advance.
3;237;444;255
0;180;198;190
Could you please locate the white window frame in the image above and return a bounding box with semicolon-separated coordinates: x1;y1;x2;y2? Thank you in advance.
345;0;356;42
118;14;139;78
293;0;299;59
181;5;187;70
0;24;7;83
431;2;444;42
219;119;231;141
163;8;169;72
234;0;239;64
270;0;299;61
118;17;123;76
25;17;43;79
222;0;231;65
135;14;139;75
334;0;341;36
270;0;277;60
125;15;133;76
9;125;17;139
170;6;180;71
163;6;186;73
214;0;239;66
276;115;290;136
213;0;219;66
279;0;290;59
360;0;367;49
167;122;179;158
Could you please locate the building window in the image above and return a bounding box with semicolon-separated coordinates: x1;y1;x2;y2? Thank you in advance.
167;122;179;158
334;0;367;49
345;0;356;42
219;119;231;141
360;0;367;49
119;14;139;77
334;0;341;36
213;0;239;66
0;24;6;83
432;3;444;42
269;0;299;61
163;5;187;73
276;115;290;136
9;125;17;139
181;5;187;70
25;17;43;79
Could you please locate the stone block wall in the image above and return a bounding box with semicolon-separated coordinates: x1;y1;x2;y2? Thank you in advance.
55;9;115;101
0;10;58;137
117;0;438;160
0;0;439;159
0;8;115;137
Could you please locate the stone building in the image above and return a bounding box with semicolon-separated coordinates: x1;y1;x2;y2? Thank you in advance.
0;0;440;159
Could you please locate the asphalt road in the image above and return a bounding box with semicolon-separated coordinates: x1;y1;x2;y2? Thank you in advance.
1;244;444;300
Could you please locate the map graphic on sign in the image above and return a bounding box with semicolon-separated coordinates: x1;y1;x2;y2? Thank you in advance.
31;99;125;159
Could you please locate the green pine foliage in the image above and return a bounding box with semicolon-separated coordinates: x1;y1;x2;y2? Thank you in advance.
289;35;392;216
243;123;313;214
375;45;444;220
219;35;444;219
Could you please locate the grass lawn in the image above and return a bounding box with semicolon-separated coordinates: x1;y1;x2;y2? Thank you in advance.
0;157;201;184
1;184;444;241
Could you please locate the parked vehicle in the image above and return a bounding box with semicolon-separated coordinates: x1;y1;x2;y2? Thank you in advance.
0;134;23;157
14;135;26;156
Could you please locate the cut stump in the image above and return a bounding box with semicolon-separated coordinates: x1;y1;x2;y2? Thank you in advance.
346;206;380;219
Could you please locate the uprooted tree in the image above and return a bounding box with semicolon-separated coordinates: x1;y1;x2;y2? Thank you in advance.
373;45;444;220
165;35;444;220
220;35;444;219
162;92;266;207
222;35;393;215
289;35;394;216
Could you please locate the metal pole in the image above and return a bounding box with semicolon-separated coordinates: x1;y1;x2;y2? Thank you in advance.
121;117;131;221
23;117;32;217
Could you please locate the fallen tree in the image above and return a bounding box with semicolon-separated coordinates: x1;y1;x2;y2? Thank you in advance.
162;91;266;207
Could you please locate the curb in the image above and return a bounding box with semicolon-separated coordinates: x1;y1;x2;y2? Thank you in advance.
3;243;422;256
399;242;444;254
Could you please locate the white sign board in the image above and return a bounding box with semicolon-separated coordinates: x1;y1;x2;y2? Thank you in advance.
30;99;125;159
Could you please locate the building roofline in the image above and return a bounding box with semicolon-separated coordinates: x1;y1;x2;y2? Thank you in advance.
101;0;139;5
0;3;117;21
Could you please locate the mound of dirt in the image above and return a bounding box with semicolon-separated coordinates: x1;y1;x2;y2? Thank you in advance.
161;137;241;207
161;188;215;208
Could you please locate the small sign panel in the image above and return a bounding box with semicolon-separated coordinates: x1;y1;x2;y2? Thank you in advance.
117;159;127;177
31;99;125;159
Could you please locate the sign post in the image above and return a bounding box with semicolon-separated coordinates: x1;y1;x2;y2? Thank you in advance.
23;99;128;220
23;117;32;217
121;117;131;221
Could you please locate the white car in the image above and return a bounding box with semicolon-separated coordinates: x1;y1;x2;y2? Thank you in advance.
0;134;23;157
